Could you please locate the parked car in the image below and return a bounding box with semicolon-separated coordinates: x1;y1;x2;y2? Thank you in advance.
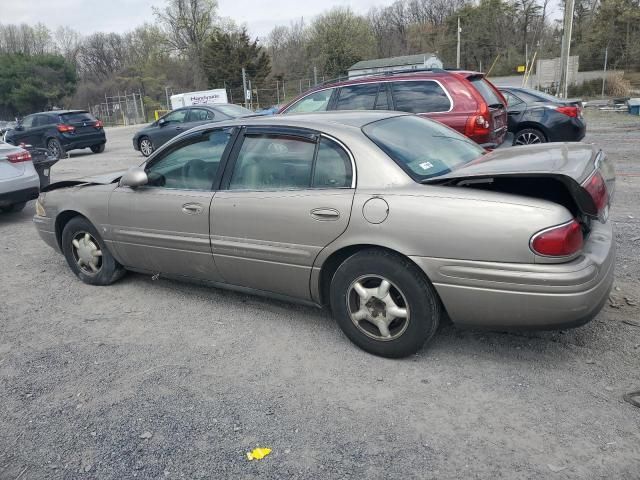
499;87;586;145
0;140;40;213
5;110;106;159
133;104;254;157
0;120;16;141
278;69;509;148
34;111;615;358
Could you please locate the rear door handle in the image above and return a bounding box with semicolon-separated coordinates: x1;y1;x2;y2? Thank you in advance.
182;203;203;215
310;208;340;221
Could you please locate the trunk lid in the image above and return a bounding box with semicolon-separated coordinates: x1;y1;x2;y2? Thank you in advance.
59;111;102;135
425;143;614;219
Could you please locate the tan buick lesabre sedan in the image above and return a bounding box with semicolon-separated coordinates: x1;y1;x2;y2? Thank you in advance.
33;111;615;357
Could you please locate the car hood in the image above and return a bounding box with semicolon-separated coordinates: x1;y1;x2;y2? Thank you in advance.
42;170;125;192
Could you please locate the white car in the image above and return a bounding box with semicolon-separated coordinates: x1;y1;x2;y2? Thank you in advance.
0;140;40;213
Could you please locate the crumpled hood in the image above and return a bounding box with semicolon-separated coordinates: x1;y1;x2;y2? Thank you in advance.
41;170;125;192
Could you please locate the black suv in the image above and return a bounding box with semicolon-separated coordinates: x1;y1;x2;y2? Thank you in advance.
5;110;106;158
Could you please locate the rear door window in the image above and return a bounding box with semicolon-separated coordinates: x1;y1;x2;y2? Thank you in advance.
285;89;334;114
391;81;451;113
336;83;380;110
469;78;504;107
312;138;352;188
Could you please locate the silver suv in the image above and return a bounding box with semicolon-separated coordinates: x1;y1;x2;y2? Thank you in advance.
0;140;40;213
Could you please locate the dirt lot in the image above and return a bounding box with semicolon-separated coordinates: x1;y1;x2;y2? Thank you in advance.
1;112;639;479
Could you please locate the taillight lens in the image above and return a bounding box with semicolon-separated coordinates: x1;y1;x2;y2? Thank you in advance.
530;220;583;257
582;170;609;216
7;151;32;163
555;106;579;118
95;120;104;129
57;124;75;133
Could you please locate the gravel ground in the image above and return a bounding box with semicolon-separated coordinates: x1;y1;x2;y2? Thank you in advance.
1;112;639;479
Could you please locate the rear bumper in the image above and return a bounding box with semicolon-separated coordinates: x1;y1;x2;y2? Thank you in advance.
547;118;586;142
0;186;40;207
410;220;614;329
60;132;106;151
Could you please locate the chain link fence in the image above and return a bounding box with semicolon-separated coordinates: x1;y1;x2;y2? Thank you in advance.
91;92;147;127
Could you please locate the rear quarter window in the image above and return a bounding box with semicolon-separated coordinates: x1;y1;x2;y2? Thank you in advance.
391;81;451;113
469;78;504;107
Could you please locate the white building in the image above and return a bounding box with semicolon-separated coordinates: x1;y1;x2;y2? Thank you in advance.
348;53;444;79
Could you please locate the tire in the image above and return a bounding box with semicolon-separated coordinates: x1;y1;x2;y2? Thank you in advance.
330;248;442;358
139;137;154;157
513;128;546;146
90;144;105;154
0;202;26;213
61;216;125;286
47;138;65;159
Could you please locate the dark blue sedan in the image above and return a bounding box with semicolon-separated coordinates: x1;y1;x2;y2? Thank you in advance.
499;87;586;146
133;104;253;157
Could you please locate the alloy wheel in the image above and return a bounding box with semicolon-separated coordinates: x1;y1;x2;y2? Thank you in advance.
71;232;103;274
47;139;62;159
346;275;410;341
514;132;543;145
140;138;153;156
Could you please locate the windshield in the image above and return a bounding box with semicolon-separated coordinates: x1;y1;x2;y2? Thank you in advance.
215;104;253;117
362;115;485;181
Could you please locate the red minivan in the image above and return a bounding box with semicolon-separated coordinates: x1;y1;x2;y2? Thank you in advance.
278;69;508;148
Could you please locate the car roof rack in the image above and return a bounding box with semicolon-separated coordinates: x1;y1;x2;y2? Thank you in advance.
317;67;464;88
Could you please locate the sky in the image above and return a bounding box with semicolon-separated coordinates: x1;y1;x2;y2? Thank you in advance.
1;0;400;40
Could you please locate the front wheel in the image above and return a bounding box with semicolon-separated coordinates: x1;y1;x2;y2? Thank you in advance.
90;144;105;154
330;249;442;358
62;216;125;286
139;137;154;157
513;128;546;146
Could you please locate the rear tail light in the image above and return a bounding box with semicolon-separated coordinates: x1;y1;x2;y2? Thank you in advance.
466;104;491;140
95;120;104;129
57;124;75;133
530;219;584;257
554;106;579;118
7;150;32;163
582;169;609;218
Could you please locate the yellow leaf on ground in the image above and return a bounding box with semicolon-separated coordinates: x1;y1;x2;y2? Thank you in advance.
246;447;272;461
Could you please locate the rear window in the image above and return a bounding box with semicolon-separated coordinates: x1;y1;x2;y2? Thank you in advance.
362;115;484;181
215;104;253;117
469;78;504;107
60;111;96;123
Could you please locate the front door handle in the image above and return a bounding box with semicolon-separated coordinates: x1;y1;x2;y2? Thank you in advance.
182;203;203;215
310;208;340;221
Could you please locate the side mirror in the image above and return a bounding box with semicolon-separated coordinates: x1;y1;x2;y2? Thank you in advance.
158;118;167;127
119;167;148;188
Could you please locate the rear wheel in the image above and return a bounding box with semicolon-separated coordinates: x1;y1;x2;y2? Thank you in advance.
90;144;105;153
330;249;441;358
0;202;26;213
47;138;65;159
139;137;154;157
62;216;125;286
514;128;546;145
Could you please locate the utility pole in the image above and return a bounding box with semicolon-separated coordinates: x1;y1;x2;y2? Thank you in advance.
313;66;318;86
558;0;575;98
242;68;248;109
164;86;171;110
456;17;461;69
601;45;608;98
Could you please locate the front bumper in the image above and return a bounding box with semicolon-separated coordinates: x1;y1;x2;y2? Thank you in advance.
33;214;60;253
410;220;614;329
